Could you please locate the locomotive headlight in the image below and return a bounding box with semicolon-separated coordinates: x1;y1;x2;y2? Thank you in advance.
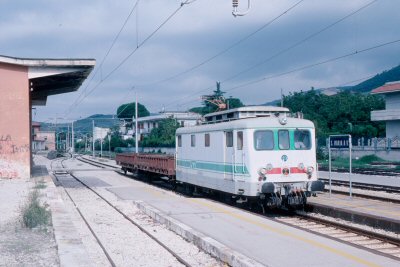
266;163;273;171
258;168;267;176
278;116;287;125
298;163;305;170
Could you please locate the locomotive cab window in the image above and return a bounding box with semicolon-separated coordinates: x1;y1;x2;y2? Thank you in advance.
237;131;243;150
191;135;196;147
226;131;233;147
205;133;210;147
177;135;182;147
294;129;311;150
278;130;290;150
254;130;274;150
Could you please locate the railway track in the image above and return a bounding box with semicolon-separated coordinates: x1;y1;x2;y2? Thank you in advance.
51;156;193;267
77;155;400;203
319;167;400;177
319;178;400;204
74;155;400;260
319;178;400;194
273;213;400;260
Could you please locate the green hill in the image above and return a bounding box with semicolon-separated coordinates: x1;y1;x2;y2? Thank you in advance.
40;114;120;134
347;64;400;93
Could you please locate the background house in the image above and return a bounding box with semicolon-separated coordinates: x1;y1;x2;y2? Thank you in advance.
371;81;400;139
121;111;201;140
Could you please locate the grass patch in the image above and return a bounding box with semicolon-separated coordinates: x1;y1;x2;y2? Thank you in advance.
22;190;51;229
34;179;47;189
357;154;384;164
318;155;386;169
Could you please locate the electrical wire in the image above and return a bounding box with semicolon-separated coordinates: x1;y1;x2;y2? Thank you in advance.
173;38;400;110
69;0;140;111
160;0;378;111
221;0;378;84
64;1;191;118
225;38;400;94
153;0;304;85
155;0;305;110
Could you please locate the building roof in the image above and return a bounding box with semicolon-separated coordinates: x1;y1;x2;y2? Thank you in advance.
371;81;400;95
136;112;201;123
203;106;289;118
0;55;95;105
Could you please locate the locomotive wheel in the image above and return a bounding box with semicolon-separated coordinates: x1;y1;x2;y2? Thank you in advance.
184;184;194;196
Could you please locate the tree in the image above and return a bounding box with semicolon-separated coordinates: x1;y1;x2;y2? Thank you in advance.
282;90;385;138
140;118;180;147
116;102;150;120
227;97;244;109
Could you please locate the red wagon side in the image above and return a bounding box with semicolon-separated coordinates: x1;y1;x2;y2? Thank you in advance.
116;153;176;178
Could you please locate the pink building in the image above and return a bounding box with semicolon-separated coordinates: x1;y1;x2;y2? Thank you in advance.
0;55;95;179
32;121;56;151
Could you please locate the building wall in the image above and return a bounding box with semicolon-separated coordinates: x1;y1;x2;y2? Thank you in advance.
35;131;56;150
93;127;109;140
0;63;30;179
385;92;400;109
386;121;400;139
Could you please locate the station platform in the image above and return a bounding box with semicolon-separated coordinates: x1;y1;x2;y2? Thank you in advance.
318;170;400;187
308;193;400;233
64;156;399;267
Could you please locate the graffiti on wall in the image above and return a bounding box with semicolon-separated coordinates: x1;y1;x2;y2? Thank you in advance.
0;134;29;179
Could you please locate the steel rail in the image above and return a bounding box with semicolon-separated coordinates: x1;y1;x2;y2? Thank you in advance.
59;157;193;267
75;154;400;260
51;157;117;267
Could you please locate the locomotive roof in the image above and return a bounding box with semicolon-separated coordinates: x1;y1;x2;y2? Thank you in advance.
176;116;314;134
203;106;289;117
201;106;291;125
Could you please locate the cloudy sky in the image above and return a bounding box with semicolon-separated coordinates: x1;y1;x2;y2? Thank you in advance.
1;0;399;122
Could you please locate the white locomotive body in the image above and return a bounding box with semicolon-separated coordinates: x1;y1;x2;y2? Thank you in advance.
176;106;324;208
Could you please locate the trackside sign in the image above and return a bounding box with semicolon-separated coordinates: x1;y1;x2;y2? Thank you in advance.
329;135;350;149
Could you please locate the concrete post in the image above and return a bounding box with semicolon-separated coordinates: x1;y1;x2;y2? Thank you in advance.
71;121;74;154
92;120;95;157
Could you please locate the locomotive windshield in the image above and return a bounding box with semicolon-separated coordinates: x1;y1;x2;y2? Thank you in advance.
278;130;290;150
294;129;311;150
254;130;274;150
253;129;312;150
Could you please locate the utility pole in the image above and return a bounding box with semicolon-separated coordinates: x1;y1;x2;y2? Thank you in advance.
100;137;103;157
135;92;139;154
92;120;95;157
67;124;70;152
71;121;75;154
55;117;58;150
108;134;111;159
281;88;283;107
85;134;88;152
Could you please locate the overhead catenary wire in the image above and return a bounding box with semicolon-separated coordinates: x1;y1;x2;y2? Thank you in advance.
64;0;194;118
153;0;305;110
174;38;400;110
153;0;304;85
221;0;379;84
159;0;379;111
225;38;400;94
69;0;141;112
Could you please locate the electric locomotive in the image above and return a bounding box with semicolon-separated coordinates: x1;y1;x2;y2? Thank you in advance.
175;106;324;209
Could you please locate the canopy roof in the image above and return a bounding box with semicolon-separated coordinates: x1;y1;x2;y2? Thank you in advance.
0;55;95;105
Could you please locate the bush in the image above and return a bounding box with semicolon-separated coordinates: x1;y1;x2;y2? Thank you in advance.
34;180;47;189
22;190;51;229
357;155;383;164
